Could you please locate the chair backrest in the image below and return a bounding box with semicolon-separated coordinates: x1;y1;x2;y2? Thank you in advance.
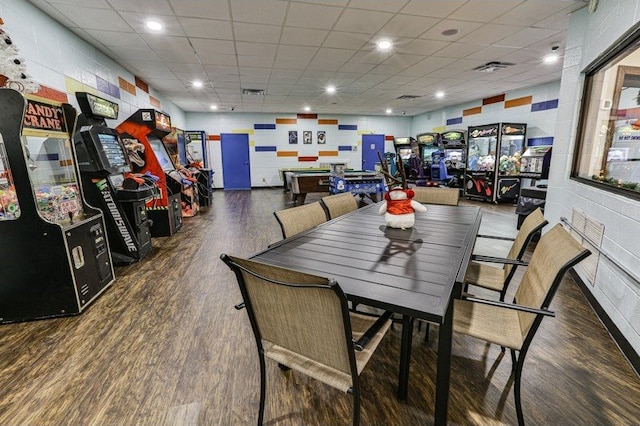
321;192;358;219
274;201;328;239
411;186;459;206
514;224;590;336
221;255;355;377
503;208;548;279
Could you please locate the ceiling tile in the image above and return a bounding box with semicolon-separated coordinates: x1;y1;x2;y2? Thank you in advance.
140;35;192;51
109;46;162;61
458;23;522;46
230;0;287;25
179;17;233;39
494;1;579;27
238;55;276;67
107;0;173;14
419;19;484;42
399;0;467;18
379;14;439;38
333;9;392;34
322;31;369;50
348;0;406;13
191;39;236;56
447;0;524;23
281;27;329;47
285;2;343;30
233;22;281;43
495;27;561;49
119;11;186;36
48;4;131;31
170;0;230;19
396;38;450;56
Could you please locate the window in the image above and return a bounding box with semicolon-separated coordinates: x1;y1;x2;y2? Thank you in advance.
573;26;640;198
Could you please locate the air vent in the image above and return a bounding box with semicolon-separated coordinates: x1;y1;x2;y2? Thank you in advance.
396;95;421;100
473;61;515;73
242;88;266;95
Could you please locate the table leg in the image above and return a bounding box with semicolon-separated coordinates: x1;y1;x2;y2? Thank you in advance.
434;298;454;425
397;314;414;400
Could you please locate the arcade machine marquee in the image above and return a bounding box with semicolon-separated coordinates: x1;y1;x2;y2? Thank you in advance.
74;92;158;265
0;89;114;323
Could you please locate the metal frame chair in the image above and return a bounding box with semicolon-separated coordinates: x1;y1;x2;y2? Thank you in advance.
320;192;359;219
221;254;392;426
465;208;548;301
411;186;460;205
453;224;591;425
273;201;327;239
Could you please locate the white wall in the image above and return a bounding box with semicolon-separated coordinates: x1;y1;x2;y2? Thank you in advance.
546;3;640;355
186;113;411;188
0;0;186;128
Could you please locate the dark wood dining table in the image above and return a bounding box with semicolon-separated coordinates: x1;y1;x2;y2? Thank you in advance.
252;201;482;425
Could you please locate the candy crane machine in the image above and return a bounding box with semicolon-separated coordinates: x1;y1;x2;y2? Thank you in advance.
73;92;158;264
116;109;183;237
0;89;114;323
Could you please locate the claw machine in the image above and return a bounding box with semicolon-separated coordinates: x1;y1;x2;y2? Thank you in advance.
0;89;114;323
465;123;526;203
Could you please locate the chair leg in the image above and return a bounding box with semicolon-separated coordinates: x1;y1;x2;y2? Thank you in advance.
510;349;517;371
514;352;525;426
350;383;361;426
258;354;266;426
423;322;430;343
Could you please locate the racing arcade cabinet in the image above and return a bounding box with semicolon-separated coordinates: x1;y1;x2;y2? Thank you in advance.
0;89;114;323
74;92;157;264
184;130;213;208
116;109;183;237
440;130;467;189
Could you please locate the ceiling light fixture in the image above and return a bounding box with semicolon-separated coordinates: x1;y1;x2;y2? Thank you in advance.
326;85;336;94
192;81;203;88
304;106;311;112
436;91;445;99
543;53;559;64
145;20;163;31
385;108;392;114
376;39;392;51
441;29;459;36
210;104;217;110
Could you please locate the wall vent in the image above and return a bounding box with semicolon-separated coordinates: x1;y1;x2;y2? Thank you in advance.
473;61;515;73
570;209;604;285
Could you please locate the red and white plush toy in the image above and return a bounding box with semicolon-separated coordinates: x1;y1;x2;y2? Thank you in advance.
379;187;427;229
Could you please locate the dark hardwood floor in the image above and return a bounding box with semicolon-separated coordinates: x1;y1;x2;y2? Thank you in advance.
1;188;639;425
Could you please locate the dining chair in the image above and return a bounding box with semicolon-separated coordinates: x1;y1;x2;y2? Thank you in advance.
273;201;327;239
453;224;591;426
411;186;459;205
464;208;548;301
220;254;393;426
320;192;359;219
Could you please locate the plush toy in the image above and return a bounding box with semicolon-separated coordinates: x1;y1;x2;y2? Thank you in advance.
379;187;427;230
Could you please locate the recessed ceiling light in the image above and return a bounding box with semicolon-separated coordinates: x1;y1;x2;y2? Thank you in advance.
192;81;203;88
145;20;163;31
385;108;392;114
210;104;217;110
543;53;559;64
376;39;392;51
326;85;336;94
441;29;459;37
304;106;311;112
436;91;445;99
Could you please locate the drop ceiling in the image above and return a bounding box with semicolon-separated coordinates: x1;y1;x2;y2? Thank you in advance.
28;0;588;116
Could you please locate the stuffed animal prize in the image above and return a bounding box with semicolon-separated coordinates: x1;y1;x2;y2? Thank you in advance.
379;187;427;230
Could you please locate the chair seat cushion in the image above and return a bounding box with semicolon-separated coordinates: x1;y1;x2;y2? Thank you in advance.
453;299;526;350
464;261;505;291
264;311;391;393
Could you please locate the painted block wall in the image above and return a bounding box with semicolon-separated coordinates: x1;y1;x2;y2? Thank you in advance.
186;113;411;188
545;4;640;356
0;0;186;129
411;81;561;142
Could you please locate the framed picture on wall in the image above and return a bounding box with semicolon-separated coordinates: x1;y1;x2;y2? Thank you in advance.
303;130;312;144
289;130;298;144
317;130;326;144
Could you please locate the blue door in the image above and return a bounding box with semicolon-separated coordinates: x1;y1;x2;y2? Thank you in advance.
221;133;251;190
362;134;385;171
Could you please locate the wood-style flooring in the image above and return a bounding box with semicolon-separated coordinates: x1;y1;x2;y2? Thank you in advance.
0;188;639;425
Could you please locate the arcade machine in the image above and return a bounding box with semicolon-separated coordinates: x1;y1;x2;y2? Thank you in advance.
416;132;441;176
517;144;553;229
0;89;114;323
465;123;526;203
440;130;467;189
73;92;158;265
393;136;423;183
184;130;213;209
163;127;199;218
116;109;183;237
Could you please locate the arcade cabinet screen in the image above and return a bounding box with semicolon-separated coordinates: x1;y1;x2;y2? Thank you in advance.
445;149;465;163
422;147;438;163
398;147;412;160
97;133;128;169
148;136;175;171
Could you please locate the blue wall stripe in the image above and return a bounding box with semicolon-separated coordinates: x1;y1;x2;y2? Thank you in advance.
527;136;554;146
255;146;277;152
531;99;559;112
254;124;276;130
338;124;357;131
446;117;463;125
338;145;352;151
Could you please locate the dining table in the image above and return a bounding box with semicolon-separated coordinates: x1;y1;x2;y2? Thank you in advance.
252;201;482;425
